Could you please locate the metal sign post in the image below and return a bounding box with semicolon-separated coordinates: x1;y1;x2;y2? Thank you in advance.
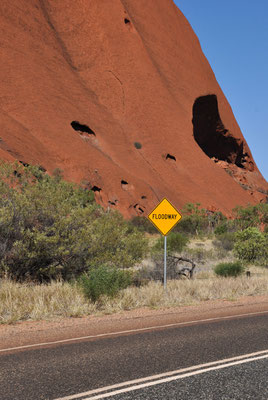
147;198;182;290
164;235;167;290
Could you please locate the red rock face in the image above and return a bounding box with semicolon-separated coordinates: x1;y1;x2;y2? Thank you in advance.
0;0;267;217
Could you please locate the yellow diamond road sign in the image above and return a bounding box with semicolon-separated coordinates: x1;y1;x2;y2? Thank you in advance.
148;198;182;236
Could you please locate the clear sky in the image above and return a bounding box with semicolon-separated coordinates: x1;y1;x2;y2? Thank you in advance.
174;0;268;181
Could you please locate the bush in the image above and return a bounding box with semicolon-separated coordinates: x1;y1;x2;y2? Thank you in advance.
78;265;133;302
173;203;209;236
214;262;245;277
174;203;226;236
130;216;157;234
213;232;235;251
232;204;268;230
0;162;148;281
152;232;188;254
214;223;228;235
234;227;267;265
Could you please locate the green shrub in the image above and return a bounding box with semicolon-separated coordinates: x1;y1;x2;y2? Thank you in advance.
234;227;267;265
214;232;235;251
130;216;157;234
214;262;245;277
214;223;228;235
134;142;142;149
174;203;226;236
152;232;188;254
78;265;133;302
0;162;148;281
232;204;268;230
173;203;209;236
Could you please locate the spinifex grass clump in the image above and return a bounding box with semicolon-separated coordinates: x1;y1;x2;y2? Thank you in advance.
214;261;245;278
78;265;133;302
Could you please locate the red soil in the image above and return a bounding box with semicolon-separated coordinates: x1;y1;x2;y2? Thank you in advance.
0;0;267;217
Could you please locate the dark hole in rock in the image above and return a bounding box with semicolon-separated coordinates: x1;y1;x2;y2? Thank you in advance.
19;160;30;167
124;18;130;24
192;95;248;168
121;180;128;189
134;142;142;149
134;204;144;214
108;200;117;206
71;121;96;136
141;195;147;199
13;170;22;177
91;185;101;192
166;154;176;161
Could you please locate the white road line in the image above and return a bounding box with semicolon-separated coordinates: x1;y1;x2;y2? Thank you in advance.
54;349;268;400
83;354;268;400
1;310;267;353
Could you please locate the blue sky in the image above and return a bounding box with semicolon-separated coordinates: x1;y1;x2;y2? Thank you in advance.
174;0;268;181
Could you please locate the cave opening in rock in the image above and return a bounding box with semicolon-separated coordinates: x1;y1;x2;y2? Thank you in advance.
166;154;176;161
134;204;144;214
71;121;96;136
121;180;128;190
124;18;130;24
91;185;101;192
192;95;246;168
19;160;30;167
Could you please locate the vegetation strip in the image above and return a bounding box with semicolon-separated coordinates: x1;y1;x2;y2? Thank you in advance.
0;162;267;324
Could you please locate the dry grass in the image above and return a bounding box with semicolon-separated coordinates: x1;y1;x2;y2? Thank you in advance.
0;280;96;324
1;269;268;324
103;270;268;312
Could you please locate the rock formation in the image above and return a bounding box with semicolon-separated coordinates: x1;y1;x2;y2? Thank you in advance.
0;0;267;217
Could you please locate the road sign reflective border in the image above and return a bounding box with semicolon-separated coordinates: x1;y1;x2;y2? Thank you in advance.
147;198;182;236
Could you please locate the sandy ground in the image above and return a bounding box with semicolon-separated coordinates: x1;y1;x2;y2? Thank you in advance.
1;295;267;352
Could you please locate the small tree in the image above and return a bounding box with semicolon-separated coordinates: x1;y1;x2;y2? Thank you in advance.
232;204;268;230
234;227;267;265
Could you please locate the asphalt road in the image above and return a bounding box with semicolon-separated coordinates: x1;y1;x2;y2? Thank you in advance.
0;313;267;400
107;358;268;400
